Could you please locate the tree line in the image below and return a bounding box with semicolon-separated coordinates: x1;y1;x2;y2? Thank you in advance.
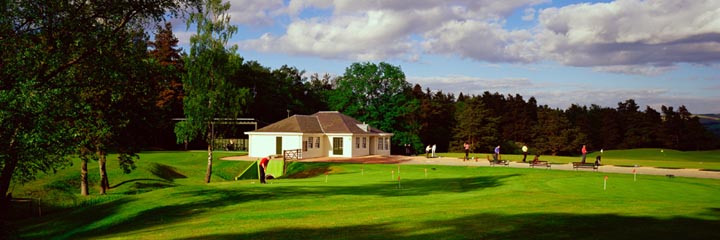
2;0;719;213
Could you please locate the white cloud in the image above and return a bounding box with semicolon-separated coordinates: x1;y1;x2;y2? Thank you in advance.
238;10;422;61
535;0;720;70
408;75;533;95
241;0;545;61
422;20;538;63
227;0;284;26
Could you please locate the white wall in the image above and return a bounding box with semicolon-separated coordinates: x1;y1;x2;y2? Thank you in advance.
246;133;303;158
247;134;275;158
249;132;392;159
326;134;352;157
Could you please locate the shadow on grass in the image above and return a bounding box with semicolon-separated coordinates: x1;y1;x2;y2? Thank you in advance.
148;163;187;181
16;198;135;239
20;171;720;240
168;211;720;240
47;174;515;239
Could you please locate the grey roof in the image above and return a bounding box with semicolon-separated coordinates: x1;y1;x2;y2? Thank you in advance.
250;111;389;134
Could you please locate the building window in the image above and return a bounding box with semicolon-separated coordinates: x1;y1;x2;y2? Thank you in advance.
303;141;307;152
384;138;389;150
362;137;367;148
356;137;360;148
308;137;313;149
315;137;320;148
378;137;383;149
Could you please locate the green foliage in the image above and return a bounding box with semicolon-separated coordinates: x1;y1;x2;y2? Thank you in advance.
453;98;500;152
532;107;588;155
1;0;203;207
177;0;250;183
177;0;248;143
329;62;418;151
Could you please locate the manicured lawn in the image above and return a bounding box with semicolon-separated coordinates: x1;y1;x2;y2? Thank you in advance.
9;151;720;239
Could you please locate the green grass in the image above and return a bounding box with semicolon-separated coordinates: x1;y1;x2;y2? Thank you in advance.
6;150;720;239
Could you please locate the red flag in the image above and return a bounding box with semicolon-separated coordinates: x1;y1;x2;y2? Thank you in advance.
604;175;608;180
632;169;636;173
398;176;401;181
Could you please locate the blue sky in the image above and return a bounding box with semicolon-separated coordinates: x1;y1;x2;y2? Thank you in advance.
172;0;720;113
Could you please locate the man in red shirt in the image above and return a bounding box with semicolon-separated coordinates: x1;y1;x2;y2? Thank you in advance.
259;157;269;184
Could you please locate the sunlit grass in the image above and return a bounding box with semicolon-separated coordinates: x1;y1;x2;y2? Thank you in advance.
11;150;720;239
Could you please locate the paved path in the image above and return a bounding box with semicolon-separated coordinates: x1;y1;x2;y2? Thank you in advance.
222;155;720;179
398;156;720;179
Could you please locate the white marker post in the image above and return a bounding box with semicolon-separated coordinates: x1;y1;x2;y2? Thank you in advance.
424;168;428;178
632;168;637;182
391;170;394;180
397;164;400;176
604;175;608;190
325;172;328;183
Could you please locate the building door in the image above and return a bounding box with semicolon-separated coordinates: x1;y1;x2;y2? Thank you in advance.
276;137;282;155
332;137;343;155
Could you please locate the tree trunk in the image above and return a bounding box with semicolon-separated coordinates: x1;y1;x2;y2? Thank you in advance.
98;149;109;194
0;155;19;216
81;159;89;196
205;124;213;183
205;143;213;183
0;130;19;215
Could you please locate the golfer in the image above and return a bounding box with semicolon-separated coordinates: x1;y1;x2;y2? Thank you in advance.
464;142;470;161
493;145;500;161
259;157;270;184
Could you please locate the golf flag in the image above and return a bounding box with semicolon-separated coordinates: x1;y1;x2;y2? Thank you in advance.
632;168;637;181
325;171;329;183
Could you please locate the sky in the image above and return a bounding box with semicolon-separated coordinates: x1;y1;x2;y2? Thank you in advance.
170;0;720;114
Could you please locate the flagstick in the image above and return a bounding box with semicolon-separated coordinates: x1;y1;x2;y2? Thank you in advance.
397;164;400;176
424;168;427;178
603;176;608;190
325;172;328;183
391;170;394;180
633;169;637;182
397;176;401;189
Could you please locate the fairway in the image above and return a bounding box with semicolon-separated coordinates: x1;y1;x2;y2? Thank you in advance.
9;151;720;239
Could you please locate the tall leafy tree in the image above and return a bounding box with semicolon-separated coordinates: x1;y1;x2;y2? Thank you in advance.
1;0;200;209
176;0;250;183
329;62;419;150
75;28;159;195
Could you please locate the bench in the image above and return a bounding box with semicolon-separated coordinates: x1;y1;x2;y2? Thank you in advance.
529;161;551;169
572;162;599;171
487;155;509;166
